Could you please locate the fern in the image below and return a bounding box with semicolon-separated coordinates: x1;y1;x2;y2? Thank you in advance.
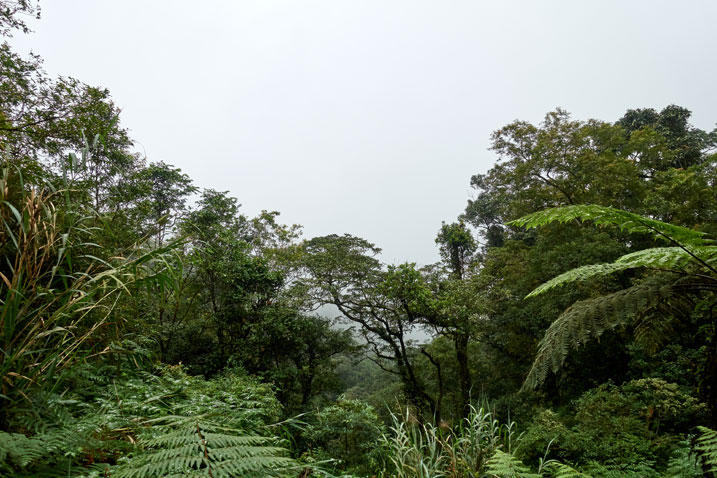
114;418;293;478
523;278;676;389
541;462;591;478
694;426;717;476
511;205;717;389
508;204;713;247
525;247;717;298
0;422;111;478
663;443;701;478
581;462;660;478
485;449;539;478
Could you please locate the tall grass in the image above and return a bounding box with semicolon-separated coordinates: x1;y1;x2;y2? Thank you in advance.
377;406;595;478
0;163;177;428
378;405;518;478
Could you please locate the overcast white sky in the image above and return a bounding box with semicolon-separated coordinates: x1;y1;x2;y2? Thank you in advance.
9;1;717;265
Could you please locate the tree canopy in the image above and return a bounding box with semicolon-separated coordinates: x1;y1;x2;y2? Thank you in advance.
1;4;717;475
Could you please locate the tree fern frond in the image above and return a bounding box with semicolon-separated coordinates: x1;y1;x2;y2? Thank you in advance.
526;263;628;298
523;280;669;389
694;426;717;475
114;419;292;478
514;205;717;393
526;247;717;298
508;205;712;246
631;290;694;354
485;449;539;478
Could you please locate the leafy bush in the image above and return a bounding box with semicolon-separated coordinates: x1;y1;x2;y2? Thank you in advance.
302;398;385;475
0;164;178;428
0;365;293;477
519;379;707;471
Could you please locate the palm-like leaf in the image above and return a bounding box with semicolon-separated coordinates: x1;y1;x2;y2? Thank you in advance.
526;246;717;298
114;419;293;478
512;205;717;389
694;426;717;475
508;204;712;246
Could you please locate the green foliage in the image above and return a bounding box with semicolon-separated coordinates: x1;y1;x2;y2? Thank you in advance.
511;205;717;391
486;449;540;478
508;204;712;251
435;221;476;279
0;164;179;425
662;443;702;478
0;364;291;477
96;366;282;431
617;105;717;171
101;368;293;477
301;235;443;418
379;410;449;478
519;380;706;471
0;0;39;36
693;426;717;475
376;405;560;478
522;246;716;299
303;398;384;475
540;462;591;478
240;311;356;411
524;277;676;389
114;419;292;478
123;161;196;246
0;419;114;477
580;462;661;478
448;405;509;475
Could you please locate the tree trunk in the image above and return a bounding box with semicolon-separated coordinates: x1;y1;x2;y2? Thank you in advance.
455;332;472;417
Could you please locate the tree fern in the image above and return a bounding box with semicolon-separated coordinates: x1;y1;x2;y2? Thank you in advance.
523;277;677;389
511;205;717;389
114;418;293;478
508;204;713;247
694;426;717;476
524;247;717;298
0;422;110;477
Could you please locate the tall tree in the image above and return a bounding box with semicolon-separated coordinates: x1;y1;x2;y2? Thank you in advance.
431;221;479;415
460;107;717;403
300;234;444;420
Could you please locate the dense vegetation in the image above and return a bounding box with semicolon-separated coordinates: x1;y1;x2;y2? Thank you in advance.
1;3;716;477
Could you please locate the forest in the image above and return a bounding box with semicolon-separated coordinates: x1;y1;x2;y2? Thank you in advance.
1;2;717;477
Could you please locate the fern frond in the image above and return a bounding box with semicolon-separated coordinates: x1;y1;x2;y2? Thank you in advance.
581;462;659;478
523;280;669;389
694;426;717;475
0;420;113;478
526;247;717;298
631;289;694;353
114;419;292;478
485;449;539;478
542;462;592;478
508;205;712;246
664;443;701;478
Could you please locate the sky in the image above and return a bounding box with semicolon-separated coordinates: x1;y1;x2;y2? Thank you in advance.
9;1;717;266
